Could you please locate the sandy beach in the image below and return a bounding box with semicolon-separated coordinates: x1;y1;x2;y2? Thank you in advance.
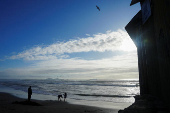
0;92;120;113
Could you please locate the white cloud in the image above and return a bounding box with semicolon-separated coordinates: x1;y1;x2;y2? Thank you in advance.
8;29;136;61
86;34;90;36
0;29;138;80
1;51;138;79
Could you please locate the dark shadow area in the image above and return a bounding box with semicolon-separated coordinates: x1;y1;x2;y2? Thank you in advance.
120;0;170;112
118;95;169;113
12;100;42;106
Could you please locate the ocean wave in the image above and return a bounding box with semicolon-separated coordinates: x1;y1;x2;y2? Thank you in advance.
0;79;139;103
66;83;137;87
75;94;132;98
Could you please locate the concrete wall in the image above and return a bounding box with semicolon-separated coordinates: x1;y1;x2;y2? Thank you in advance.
136;9;161;97
126;0;170;108
153;0;170;107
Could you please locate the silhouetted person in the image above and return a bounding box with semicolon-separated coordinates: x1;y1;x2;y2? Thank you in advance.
28;86;32;101
64;93;67;101
96;5;100;11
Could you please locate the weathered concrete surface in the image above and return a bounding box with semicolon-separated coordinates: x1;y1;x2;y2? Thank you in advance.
125;0;170;110
119;95;170;113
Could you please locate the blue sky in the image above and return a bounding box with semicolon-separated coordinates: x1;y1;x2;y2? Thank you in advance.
0;0;140;79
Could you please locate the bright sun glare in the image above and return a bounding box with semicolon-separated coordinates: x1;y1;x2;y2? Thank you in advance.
120;39;137;51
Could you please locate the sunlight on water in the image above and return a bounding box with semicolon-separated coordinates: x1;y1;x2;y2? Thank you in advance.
0;79;140;103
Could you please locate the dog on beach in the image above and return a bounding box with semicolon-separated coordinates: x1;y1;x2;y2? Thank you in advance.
58;95;63;101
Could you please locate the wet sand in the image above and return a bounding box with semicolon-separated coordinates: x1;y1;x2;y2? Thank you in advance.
0;92;119;113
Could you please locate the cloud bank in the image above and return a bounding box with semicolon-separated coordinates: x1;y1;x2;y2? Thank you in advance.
9;29;135;61
1;52;138;79
1;29;138;79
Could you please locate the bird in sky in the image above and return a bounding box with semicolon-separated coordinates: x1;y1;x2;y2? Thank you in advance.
96;5;100;11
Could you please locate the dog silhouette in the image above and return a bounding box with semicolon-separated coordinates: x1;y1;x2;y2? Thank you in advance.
58;95;63;101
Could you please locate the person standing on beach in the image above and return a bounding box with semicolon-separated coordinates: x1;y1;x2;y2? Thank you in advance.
28;86;32;101
64;92;67;101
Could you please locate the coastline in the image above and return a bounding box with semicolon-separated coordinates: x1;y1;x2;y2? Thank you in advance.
0;84;133;110
0;92;120;113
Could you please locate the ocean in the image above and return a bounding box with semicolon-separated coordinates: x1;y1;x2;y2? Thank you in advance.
0;79;140;109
